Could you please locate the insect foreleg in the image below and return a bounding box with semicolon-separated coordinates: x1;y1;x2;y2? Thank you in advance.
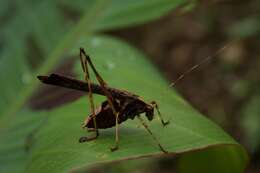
137;116;168;153
151;101;169;126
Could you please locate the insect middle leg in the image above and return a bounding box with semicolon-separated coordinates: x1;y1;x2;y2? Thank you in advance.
137;116;168;153
79;48;99;143
80;48;120;151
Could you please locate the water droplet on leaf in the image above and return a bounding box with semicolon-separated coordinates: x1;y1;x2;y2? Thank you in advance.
105;61;115;70
91;38;102;47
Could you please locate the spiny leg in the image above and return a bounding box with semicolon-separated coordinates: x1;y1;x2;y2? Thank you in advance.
79;48;98;143
137;116;168;153
151;101;169;126
80;48;119;151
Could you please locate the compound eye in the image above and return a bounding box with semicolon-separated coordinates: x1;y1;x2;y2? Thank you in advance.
150;101;156;106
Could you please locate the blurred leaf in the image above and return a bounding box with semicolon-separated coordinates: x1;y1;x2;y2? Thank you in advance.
177;146;248;173
0;110;46;173
179;0;197;13
25;35;248;173
230;79;251;99
241;92;260;152
227;18;260;38
61;0;186;31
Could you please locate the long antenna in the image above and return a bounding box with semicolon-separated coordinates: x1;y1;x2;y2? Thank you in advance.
169;42;233;87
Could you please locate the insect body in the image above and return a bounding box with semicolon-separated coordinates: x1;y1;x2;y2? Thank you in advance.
84;97;150;129
38;48;169;152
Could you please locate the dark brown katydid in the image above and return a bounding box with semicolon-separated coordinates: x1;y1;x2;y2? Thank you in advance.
37;44;230;152
38;48;169;152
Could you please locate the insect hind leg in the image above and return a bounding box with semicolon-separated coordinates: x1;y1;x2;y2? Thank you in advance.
79;126;99;143
79;135;97;143
79;48;99;140
80;48;120;152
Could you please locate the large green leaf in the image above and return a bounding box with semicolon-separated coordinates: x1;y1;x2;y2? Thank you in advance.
0;0;191;172
25;35;248;173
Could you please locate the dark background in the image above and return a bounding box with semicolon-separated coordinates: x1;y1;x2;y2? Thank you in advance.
105;0;260;172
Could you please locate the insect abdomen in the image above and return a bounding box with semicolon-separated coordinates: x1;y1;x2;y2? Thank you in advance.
85;113;128;129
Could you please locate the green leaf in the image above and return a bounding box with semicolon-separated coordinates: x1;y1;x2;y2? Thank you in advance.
60;0;186;31
0;110;46;173
226;18;260;38
25;35;248;173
